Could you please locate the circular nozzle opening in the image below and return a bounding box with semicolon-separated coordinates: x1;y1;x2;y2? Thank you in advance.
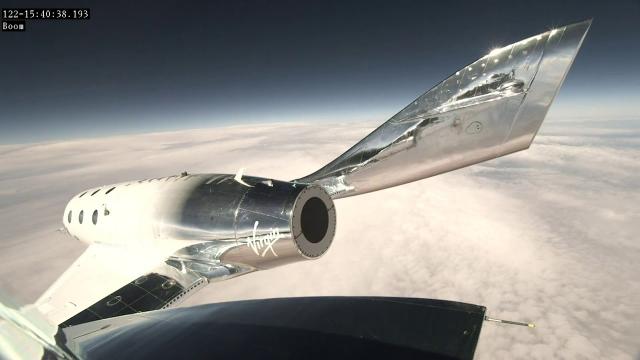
301;197;329;243
291;186;336;259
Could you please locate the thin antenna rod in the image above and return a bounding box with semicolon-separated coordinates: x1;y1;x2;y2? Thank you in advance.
484;315;535;328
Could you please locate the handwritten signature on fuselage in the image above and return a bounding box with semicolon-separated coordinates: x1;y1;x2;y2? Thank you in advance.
246;221;281;257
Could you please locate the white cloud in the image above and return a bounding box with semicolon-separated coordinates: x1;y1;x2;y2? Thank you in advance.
0;120;638;359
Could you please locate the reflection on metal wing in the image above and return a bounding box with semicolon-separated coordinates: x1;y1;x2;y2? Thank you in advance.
295;20;591;198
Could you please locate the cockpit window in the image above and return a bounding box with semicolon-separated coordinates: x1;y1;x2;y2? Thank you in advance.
78;191;87;198
105;187;116;195
91;189;101;196
79;210;84;224
92;210;98;225
67;210;72;224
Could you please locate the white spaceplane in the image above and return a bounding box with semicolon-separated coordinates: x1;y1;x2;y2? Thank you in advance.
3;20;591;360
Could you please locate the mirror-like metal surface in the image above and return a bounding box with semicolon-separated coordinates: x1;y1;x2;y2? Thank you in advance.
295;20;591;198
168;175;336;270
51;174;336;325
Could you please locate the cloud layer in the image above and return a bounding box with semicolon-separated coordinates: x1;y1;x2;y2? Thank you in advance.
0;119;638;359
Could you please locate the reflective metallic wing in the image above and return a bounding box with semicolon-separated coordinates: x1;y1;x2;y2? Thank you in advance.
294;20;591;198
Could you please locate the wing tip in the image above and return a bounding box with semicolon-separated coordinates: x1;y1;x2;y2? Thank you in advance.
506;19;591;146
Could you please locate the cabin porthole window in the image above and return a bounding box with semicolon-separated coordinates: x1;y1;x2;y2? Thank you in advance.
92;210;98;225
67;210;72;224
79;210;84;224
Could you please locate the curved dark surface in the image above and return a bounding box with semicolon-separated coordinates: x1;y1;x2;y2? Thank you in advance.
62;296;486;360
300;197;329;243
